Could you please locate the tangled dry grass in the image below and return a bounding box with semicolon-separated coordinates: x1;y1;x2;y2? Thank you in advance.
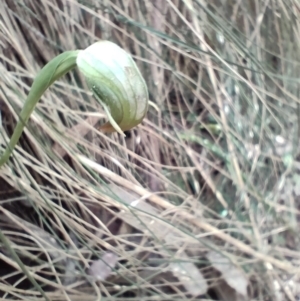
1;0;300;300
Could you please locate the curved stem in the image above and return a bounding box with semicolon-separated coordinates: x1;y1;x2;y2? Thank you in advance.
0;50;79;167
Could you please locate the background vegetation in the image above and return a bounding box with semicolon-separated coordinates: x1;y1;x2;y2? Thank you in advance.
1;0;300;300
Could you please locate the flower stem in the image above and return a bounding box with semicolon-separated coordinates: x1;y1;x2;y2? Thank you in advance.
0;50;79;167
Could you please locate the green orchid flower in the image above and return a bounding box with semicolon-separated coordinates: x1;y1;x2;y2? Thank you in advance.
0;41;149;167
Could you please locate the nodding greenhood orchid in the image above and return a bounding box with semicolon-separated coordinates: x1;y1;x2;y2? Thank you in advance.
76;40;149;135
0;41;149;167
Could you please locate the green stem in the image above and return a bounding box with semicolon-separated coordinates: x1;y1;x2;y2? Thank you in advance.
0;50;79;167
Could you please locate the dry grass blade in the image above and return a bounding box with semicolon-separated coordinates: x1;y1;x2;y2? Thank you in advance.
106;183;208;296
206;250;248;297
